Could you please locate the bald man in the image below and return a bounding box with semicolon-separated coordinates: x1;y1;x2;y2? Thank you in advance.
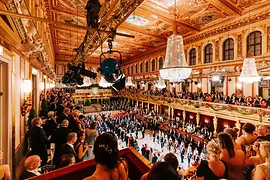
19;155;41;180
257;125;270;141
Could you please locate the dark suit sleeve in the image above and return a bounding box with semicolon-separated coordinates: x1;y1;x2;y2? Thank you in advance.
39;128;48;143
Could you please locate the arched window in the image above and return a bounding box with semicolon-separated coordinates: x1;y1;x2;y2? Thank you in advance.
159;57;163;70
247;31;262;56
152;59;156;72
140;63;143;73
223;38;234;61
204;44;213;64
189;48;196;65
135;64;138;74
131;65;133;75
145;61;149;73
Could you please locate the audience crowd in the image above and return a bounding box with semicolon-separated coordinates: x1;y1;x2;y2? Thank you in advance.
123;88;270;108
1;88;270;180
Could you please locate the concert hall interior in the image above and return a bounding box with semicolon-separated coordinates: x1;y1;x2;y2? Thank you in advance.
1;0;270;179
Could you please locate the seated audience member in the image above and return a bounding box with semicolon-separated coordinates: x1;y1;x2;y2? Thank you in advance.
236;123;257;151
253;141;270;180
19;155;41;180
218;133;245;180
224;127;242;150
0;151;11;180
59;154;76;168
74;131;89;162
145;162;179;180
84;133;128;180
257;125;270;141
141;153;179;180
60;132;78;163
196;140;228;180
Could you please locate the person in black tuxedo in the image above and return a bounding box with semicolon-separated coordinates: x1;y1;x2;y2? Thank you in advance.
57;107;70;125
59;132;78;165
29;117;50;166
52;120;72;168
43;111;58;148
68;110;79;132
19;155;41;180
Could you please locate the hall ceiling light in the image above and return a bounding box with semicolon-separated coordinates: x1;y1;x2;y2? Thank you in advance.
99;76;112;88
156;76;166;89
159;34;192;82
238;57;261;83
126;77;133;86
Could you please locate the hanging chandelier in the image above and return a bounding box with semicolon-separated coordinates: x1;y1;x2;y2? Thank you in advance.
238;57;261;83
99;76;112;88
126;77;133;86
159;34;192;82
156;76;166;89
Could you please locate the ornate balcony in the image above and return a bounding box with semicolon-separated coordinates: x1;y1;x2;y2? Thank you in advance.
119;92;270;125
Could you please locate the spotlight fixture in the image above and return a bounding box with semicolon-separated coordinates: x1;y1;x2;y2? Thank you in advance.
194;81;198;85
99;32;126;92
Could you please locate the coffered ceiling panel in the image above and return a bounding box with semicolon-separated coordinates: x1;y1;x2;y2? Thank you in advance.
43;0;270;65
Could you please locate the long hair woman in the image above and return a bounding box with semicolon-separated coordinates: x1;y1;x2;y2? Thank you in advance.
84;132;128;180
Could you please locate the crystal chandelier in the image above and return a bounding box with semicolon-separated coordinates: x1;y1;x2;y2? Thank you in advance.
156;76;166;89
238;57;261;83
126;77;133;86
159;34;192;82
99;76;112;88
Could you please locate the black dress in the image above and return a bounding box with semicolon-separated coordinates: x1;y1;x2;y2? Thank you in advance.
196;160;228;180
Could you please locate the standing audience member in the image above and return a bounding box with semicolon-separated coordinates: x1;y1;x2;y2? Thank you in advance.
52;120;72;168
58;107;70;125
29;117;50;166
19;155;41;180
77;115;86;132
224;127;242;151
74;132;89;162
59;132;78;163
59;154;76;168
0;151;11;180
237;123;257;151
218;133;245;180
69;110;79;132
253;141;270;180
257;125;270;141
84;133;128;180
84;122;98;160
196;140;228;180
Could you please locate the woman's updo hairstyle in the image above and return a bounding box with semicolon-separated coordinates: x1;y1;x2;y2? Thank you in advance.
93;132;119;170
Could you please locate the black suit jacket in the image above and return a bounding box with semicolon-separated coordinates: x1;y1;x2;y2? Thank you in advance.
29;126;48;154
57;113;69;124
68;115;77;132
19;170;37;180
60;144;77;160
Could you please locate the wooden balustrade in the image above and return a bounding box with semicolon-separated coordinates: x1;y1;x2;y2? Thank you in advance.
28;148;151;180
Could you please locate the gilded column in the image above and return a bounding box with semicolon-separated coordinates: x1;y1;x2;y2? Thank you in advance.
267;26;270;53
172;107;174;119
198;45;202;65
196;112;200;127
235;120;241;137
213;116;218;137
237;34;243;58
215;39;220;62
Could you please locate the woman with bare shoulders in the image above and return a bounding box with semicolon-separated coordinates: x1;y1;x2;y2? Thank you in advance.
84;133;128;180
84;121;99;160
218;133;245;180
253;141;270;180
236;123;257;151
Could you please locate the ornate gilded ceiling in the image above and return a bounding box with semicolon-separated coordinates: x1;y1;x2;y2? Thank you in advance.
48;0;270;64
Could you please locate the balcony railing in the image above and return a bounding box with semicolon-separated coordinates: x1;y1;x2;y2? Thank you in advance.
119;92;270;124
29;148;151;180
